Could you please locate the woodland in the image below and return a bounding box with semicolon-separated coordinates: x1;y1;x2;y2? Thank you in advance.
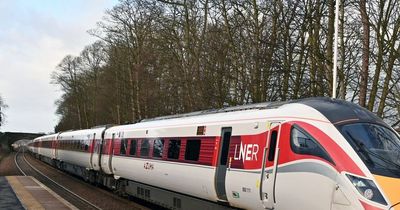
50;0;400;132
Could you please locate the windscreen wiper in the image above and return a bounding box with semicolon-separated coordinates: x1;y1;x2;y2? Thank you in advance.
345;131;374;165
346;132;400;176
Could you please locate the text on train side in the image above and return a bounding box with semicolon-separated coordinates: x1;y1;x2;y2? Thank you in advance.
233;143;259;162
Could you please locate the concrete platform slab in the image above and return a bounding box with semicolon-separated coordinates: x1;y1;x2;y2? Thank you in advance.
0;176;77;210
0;177;24;210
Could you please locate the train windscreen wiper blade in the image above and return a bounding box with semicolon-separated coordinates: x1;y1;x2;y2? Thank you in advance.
345;132;400;177
345;131;374;165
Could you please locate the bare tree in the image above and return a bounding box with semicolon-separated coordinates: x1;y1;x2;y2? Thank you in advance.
0;95;7;127
358;0;370;108
52;55;84;129
51;0;400;131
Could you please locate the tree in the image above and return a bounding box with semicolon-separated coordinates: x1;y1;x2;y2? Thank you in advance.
358;0;370;108
52;55;85;129
51;0;400;131
0;95;7;127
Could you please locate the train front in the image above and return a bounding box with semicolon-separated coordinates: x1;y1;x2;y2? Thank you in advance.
338;122;400;210
300;98;400;210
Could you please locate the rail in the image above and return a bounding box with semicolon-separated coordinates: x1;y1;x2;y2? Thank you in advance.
14;150;103;210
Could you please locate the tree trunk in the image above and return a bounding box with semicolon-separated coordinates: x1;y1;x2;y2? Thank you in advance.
326;0;335;96
338;1;346;99
359;0;369;108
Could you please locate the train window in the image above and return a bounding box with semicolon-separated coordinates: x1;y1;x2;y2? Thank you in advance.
140;139;150;157
185;139;201;161
129;140;137;156
93;141;97;153
290;126;334;164
103;141;107;154
220;130;231;165
167;140;181;159
153;139;164;158
120;139;128;155
268;131;278;161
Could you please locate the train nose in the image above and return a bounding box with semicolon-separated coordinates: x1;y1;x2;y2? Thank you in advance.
373;175;400;210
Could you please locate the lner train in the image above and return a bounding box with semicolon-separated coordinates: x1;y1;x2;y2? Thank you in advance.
27;97;400;210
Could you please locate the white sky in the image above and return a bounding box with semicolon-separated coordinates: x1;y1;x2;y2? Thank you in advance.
0;0;117;133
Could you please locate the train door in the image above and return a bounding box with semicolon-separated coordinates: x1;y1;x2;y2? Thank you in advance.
89;133;96;169
54;133;62;160
98;132;106;172
260;122;281;209
108;133;115;173
100;133;114;174
215;127;232;201
52;137;57;159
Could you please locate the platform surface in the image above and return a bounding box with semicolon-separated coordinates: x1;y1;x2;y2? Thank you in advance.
0;176;77;210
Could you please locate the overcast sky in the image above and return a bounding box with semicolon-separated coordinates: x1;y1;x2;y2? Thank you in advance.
0;0;117;133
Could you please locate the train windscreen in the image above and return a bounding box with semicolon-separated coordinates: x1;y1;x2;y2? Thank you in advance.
340;123;400;178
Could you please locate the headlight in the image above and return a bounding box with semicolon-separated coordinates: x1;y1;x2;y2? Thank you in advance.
346;174;387;205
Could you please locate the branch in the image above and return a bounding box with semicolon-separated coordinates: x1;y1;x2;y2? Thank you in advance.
155;0;184;6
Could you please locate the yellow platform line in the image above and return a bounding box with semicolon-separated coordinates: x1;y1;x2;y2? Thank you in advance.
6;176;44;210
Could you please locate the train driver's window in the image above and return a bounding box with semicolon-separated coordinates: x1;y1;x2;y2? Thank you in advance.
167;139;181;159
290;125;334;164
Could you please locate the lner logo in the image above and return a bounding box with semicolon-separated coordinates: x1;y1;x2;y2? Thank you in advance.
233;142;259;162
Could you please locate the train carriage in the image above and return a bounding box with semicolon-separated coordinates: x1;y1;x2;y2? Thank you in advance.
35;133;59;165
30;98;400;210
55;127;107;177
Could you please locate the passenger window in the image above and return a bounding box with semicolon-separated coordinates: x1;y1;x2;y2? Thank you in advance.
291;126;334;164
120;139;128;155
168;140;181;159
153;139;164;158
185;139;201;161
140;139;150;157
129;140;137;156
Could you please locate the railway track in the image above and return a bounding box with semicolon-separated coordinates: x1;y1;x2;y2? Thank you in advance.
14;150;103;210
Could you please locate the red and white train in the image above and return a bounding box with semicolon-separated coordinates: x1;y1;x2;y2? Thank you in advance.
27;97;400;210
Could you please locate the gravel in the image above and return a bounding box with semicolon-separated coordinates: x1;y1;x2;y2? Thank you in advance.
0;151;22;176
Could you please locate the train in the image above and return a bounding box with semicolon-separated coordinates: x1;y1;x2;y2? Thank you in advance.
26;97;400;210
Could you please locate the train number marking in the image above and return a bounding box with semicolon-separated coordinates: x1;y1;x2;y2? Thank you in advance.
144;162;154;170
233;143;259;162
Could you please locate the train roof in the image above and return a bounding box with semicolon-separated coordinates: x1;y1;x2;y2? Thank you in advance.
296;97;385;126
141;97;384;126
52;97;385;137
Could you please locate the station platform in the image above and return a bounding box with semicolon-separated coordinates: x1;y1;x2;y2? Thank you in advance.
0;176;77;210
